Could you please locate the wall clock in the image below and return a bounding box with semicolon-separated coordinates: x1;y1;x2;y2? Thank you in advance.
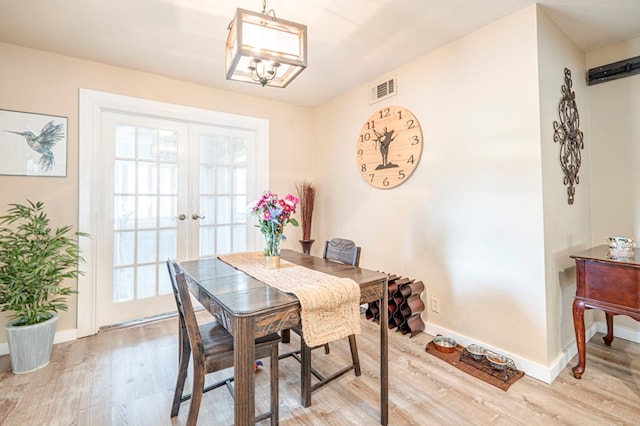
356;105;423;189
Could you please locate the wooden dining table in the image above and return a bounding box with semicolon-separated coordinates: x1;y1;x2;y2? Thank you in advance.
179;249;390;425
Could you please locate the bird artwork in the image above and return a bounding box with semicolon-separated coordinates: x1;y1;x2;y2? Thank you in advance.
6;120;65;173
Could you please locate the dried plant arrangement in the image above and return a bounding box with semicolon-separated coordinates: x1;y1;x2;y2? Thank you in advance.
296;180;316;241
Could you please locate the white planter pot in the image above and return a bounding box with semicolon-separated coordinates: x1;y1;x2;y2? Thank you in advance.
5;313;59;374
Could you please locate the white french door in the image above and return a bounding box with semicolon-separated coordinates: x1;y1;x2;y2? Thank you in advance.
97;112;188;325
78;90;268;334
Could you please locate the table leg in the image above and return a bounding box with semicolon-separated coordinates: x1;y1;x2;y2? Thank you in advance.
281;328;291;343
301;337;312;407
572;298;586;379
603;313;614;346
380;278;389;425
234;316;256;424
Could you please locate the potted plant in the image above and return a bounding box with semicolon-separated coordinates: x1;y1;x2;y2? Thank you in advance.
296;180;316;254
0;200;86;374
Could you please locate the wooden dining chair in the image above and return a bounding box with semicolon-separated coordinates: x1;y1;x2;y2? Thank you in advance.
167;259;280;426
280;238;362;397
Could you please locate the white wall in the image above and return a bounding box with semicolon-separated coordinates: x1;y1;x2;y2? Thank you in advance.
587;37;640;339
313;6;551;376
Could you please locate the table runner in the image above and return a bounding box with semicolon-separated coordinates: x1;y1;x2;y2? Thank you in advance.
218;251;361;347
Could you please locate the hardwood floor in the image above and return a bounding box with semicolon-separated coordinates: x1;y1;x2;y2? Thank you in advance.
1;313;639;425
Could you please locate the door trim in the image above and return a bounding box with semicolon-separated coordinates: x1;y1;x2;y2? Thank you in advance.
78;89;269;337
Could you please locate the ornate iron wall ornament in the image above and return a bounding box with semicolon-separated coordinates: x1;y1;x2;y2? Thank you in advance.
553;68;584;205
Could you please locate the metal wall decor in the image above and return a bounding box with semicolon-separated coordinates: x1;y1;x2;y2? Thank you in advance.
553;68;584;205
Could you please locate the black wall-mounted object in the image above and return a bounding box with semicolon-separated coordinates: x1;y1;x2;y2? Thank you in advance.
588;55;640;85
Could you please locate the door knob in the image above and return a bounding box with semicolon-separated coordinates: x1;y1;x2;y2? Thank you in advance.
192;214;205;220
175;214;186;221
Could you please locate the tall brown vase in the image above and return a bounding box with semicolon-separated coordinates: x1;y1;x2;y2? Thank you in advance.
299;239;315;255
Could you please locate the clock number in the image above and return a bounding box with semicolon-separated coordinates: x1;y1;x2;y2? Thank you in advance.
411;135;420;145
359;133;371;143
361;164;367;172
357;149;364;157
378;108;391;119
369;173;375;182
397;110;403;119
398;169;406;180
406;119;415;129
383;177;390;187
366;120;375;130
407;155;415;164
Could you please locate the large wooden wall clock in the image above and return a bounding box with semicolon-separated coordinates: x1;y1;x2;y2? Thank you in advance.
356;105;423;189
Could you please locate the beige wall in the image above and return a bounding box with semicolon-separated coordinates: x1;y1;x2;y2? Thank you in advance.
313;5;552;378
587;37;640;338
536;7;592;374
0;41;314;342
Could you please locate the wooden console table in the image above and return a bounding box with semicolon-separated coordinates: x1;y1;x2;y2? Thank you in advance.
570;245;640;379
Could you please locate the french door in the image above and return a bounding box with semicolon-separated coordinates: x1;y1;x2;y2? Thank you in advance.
93;111;261;327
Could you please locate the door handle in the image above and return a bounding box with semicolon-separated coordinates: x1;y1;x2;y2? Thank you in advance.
192;214;205;220
174;214;186;221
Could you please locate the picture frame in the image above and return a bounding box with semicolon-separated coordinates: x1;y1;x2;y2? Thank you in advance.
0;109;68;177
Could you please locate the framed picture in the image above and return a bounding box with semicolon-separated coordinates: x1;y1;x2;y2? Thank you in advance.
0;109;68;177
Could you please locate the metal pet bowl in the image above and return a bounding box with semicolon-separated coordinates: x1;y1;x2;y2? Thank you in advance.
485;352;509;370
465;344;486;361
432;336;457;353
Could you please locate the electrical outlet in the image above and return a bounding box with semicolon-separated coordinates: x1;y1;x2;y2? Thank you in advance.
430;296;440;313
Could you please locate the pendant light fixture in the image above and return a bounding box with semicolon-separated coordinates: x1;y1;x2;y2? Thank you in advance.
225;1;307;88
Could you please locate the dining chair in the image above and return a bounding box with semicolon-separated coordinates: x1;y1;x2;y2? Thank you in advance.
167;259;280;426
279;238;362;396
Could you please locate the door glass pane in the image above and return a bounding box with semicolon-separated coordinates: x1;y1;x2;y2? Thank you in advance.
200;166;215;194
216;137;230;164
115;160;136;194
114;195;136;230
114;231;135;266
137;264;157;299
137;230;157;264
158;229;177;260
138;127;157;160
216;166;231;193
115;125;136;158
216;196;231;224
113;267;134;302
216;225;231;254
158;163;177;194
158;196;176;227
138;162;157;194
137;196;157;229
199;227;215;257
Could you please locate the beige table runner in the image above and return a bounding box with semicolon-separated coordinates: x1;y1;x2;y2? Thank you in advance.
218;251;361;347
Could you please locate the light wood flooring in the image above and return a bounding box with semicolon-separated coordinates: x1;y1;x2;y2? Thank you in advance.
1;313;640;425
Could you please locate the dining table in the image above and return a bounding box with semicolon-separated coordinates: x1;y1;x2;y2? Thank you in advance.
179;249;390;425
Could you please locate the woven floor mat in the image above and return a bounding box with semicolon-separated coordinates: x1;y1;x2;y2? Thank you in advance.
425;341;525;391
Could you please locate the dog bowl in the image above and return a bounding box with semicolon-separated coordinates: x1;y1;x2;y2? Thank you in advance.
485;352;509;370
432;336;457;353
465;344;486;361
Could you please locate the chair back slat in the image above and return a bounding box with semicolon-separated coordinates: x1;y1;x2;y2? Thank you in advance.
167;259;204;362
167;259;186;324
323;238;361;266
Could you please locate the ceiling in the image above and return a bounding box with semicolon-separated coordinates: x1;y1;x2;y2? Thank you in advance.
0;0;639;108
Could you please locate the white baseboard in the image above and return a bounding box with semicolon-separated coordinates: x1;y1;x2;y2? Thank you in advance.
426;320;640;384
0;328;78;356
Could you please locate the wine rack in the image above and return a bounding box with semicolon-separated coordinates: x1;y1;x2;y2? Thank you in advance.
365;274;425;337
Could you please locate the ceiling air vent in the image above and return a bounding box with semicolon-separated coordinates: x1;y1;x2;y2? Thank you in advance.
370;76;397;104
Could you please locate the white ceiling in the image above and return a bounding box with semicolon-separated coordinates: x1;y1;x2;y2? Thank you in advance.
0;0;639;107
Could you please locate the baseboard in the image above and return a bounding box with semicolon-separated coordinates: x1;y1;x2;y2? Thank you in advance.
0;328;78;356
426;320;640;385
